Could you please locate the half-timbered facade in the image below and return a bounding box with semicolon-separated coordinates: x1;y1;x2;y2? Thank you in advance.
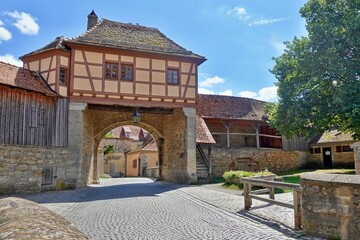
20;13;204;108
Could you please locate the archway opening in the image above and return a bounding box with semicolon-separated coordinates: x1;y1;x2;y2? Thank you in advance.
95;125;161;182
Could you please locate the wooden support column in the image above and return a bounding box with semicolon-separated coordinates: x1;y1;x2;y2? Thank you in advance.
244;182;252;210
250;122;261;149
221;121;233;148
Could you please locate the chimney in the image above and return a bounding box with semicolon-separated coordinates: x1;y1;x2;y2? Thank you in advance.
87;10;98;30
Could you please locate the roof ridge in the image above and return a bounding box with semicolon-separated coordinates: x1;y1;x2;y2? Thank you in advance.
0;61;21;69
199;94;268;104
66;18;103;41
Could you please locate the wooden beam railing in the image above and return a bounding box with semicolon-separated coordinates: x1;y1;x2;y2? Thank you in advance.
241;176;302;230
196;143;209;170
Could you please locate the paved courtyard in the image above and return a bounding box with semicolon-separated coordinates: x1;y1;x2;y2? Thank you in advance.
24;178;322;240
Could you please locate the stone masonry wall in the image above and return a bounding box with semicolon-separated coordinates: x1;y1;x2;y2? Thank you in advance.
307;145;355;168
0;144;68;194
301;174;360;239
210;148;307;177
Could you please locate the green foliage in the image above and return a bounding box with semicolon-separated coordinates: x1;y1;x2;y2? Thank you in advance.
104;131;114;138
222;170;273;189
270;0;360;139
103;145;115;155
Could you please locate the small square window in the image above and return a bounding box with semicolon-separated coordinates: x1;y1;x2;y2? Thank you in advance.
311;147;321;154
121;64;133;81
342;145;353;152
59;68;67;85
167;69;179;85
105;62;118;79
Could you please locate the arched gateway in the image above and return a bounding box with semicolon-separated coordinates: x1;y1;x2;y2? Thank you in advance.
18;11;206;188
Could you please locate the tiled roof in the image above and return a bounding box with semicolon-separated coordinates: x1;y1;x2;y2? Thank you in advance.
142;139;158;151
196;116;215;144
20;36;70;59
310;130;354;144
0;61;59;97
66;19;206;61
197;94;267;121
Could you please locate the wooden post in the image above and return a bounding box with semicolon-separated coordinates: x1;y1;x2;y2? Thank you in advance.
250;122;260;148
293;190;302;230
269;187;275;200
244;183;252;210
221;121;233;148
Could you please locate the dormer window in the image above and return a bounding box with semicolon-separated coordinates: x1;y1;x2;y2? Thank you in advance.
59;68;67;85
167;69;179;85
121;64;133;81
105;62;118;79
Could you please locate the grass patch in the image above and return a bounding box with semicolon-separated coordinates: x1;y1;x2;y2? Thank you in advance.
221;170;274;190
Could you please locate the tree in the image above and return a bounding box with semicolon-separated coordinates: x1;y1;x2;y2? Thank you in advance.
269;0;360;139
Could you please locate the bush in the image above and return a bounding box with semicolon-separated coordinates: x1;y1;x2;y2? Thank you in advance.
222;170;274;189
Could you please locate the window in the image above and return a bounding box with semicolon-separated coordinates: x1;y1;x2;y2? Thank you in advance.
133;159;137;168
105;62;118;79
342;145;353;152
59;68;67;85
167;69;179;85
310;147;321;154
121;64;133;81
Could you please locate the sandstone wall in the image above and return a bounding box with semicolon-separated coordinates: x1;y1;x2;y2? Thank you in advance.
301;174;360;239
0;144;69;194
209;148;307;177
307;145;354;168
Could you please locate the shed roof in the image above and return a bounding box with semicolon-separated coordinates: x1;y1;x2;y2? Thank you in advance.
197;94;267;121
196;116;216;144
310;130;354;145
0;61;59;97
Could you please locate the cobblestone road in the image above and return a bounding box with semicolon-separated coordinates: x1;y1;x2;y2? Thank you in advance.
25;178;322;240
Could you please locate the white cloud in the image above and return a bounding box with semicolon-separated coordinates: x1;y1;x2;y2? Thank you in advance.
249;18;289;26
219;90;233;96
6;11;39;35
239;91;258;99
200;76;225;87
0;26;12;42
270;35;285;54
0;54;22;67
239;86;278;102
227;6;250;20
198;88;215;95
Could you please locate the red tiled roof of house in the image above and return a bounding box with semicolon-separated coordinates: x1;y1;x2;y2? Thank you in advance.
66;19;206;62
197;94;267;121
196;116;215;144
0;62;60;97
310;130;354;145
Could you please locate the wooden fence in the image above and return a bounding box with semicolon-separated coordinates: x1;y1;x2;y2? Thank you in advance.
241;175;302;230
0;86;68;146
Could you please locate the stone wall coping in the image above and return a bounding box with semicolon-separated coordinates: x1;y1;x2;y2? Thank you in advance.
301;173;360;188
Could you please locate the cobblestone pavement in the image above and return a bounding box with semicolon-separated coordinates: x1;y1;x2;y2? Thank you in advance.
24;178;323;240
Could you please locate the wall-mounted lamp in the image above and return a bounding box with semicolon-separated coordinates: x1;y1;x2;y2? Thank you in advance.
133;107;141;123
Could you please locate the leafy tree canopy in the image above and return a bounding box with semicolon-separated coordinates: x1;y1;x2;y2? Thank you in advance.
269;0;360;139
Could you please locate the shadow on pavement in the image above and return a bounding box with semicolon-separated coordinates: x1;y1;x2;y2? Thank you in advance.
9;179;185;205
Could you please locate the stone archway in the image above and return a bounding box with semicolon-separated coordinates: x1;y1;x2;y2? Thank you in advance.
91;121;164;183
67;103;197;189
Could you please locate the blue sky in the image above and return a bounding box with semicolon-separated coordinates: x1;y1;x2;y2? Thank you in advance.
0;0;308;102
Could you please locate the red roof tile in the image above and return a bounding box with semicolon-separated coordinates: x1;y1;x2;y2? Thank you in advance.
197;94;267;121
196;116;215;144
0;62;59;97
